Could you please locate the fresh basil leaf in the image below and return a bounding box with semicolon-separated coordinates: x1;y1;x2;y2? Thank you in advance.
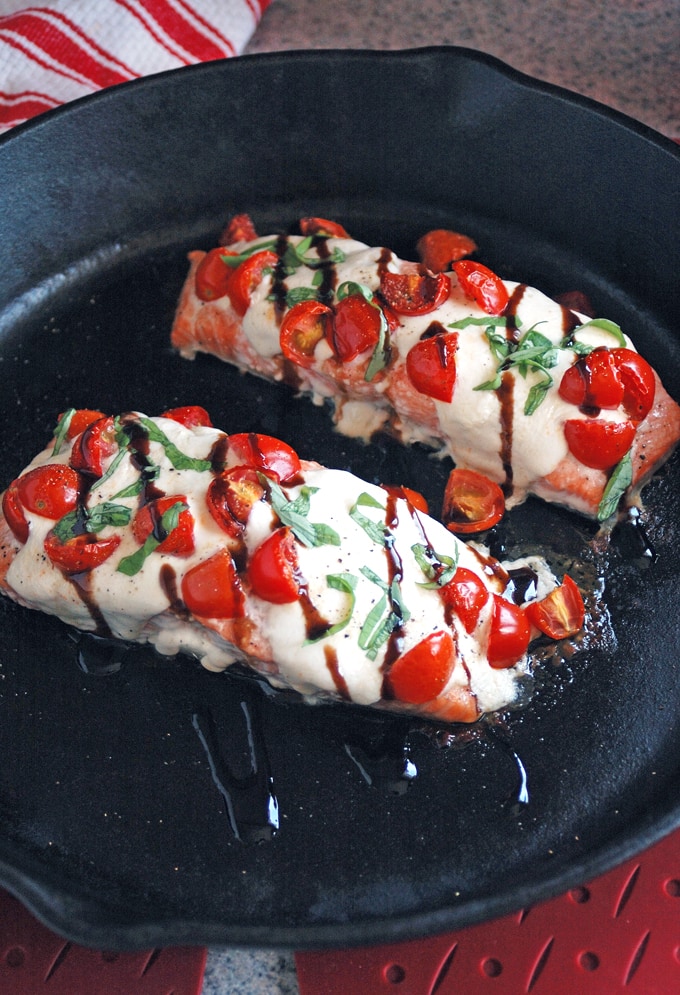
336;280;374;302
411;542;458;587
358;592;389;655
364;307;390;382
139;417;211;472
266;478;339;548
52;510;79;544
524;374;554;415
575;318;627;347
350;505;388;546
597;450;633;521
448;316;508;330
305;572;359;644
359;565;388;591
52;408;75;456
85;502;132;533
220;239;278;267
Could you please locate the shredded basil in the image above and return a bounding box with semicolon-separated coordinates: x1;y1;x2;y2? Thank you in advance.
117;500;187;576
52;408;75;455
305;572;359;644
597;450;633;521
52;501;132;544
265;477;340;548
349;492;388;545
138;417;211;472
219;239;279;267
574;318;627;347
474;324;559;414
411;542;458;588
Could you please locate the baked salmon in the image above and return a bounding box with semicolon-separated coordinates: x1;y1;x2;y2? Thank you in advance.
171;215;680;521
0;407;584;724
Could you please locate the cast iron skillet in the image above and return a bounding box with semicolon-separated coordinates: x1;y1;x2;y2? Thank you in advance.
0;48;678;951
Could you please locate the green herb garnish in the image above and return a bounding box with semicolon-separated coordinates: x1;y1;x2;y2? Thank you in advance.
597;450;633;521
117;500;187;576
51;408;75;455
305;572;359;644
138;417;211;472
411;542;458;587
265;477;340;548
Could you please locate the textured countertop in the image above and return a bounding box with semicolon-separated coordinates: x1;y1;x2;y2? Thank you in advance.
201;3;679;993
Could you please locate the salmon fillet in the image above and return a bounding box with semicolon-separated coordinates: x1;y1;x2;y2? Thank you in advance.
0;408;582;725
171;218;680;520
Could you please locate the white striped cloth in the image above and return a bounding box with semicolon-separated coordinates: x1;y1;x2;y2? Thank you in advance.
0;0;272;131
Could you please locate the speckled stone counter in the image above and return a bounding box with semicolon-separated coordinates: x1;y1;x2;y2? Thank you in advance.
201;3;679;992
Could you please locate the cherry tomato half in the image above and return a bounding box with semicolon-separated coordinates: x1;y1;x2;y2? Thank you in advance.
330;293;382;362
381;484;429;515
132;496;195;556
206;467;264;537
161;405;213;429
59;408;107;441
559;348;624;411
70;415;117;477
2;485;29;543
563;418;636;470
13;464;82;521
487;595;531;669
248;526;301;604
611;348;656;422
299;216;350;238
525;575;585;640
227;249;278;317
226;433;302;484
387;630;455;704
379;271;450;315
194;247;238;302
181;549;245;618
405;332;458;403
442;468;505;534
280;300;333;368
440;566;490;634
416;229;478;272
453;259;509;316
44;531;121;575
220;212;258;245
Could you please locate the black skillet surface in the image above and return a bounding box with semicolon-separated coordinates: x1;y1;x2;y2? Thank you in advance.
0;48;679;951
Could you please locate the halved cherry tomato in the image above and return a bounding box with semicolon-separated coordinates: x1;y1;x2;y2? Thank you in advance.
487;595;531;669
453;259;509;315
12;464;82;521
440;566;490;634
559;348;624;411
443;468;505;534
330;293;382;362
226;433;301;484
563;418;636;470
381;484;429;514
132;496;195;556
207;467;264;537
526;575;585;640
422;686;480;724
221;212;258;245
161;405;213;429
387;630;455;704
2;485;29;543
299;216;350;238
181;548;245;618
70;415;117;477
59;408;106;441
416;229;478;272
405;331;458;403
379;271;450;315
44;531;121;575
194;247;238;302
248;526;301;604
611;348;656;422
227;249;278;316
280;300;333;368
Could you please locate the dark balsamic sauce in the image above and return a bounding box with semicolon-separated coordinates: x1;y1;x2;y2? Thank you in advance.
325;645;351;699
493;284;526;499
380;491;406;694
269;233;290;320
312;234;338;304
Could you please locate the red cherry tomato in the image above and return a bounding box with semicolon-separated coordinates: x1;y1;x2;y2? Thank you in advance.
2;484;29;543
70;415;117;477
132;496;195;556
161;405;213;429
453;259;509;315
59;408;107;441
405;332;458;403
379;271;450;315
194;247;238;302
279;300;333;368
226;433;302;484
611;348;656;421
248;527;301;604
440;566;490;633
330;293;382;362
220;212;258;245
487;595;531;669
227;249;278;317
206;467;264;536
416;229;478;272
387;630;455;704
181;549;245;618
44;531;121;575
525;575;585;640
559;348;624;411
299;216;350;238
13;464;82;521
563;418;636;470
381;484;429;515
442;468;505;534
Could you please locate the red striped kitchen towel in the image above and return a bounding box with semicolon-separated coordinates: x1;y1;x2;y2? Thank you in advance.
0;0;273;132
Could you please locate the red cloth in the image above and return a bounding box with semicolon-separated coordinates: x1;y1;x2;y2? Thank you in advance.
0;0;273;131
